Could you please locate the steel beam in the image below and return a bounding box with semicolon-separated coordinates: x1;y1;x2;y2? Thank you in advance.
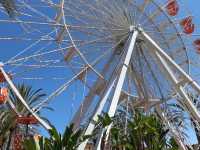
156;106;188;150
77;79;116;150
95;30;138;148
0;65;52;130
141;30;200;124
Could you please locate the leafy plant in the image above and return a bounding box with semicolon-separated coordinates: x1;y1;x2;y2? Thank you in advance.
23;124;91;150
96;111;179;150
0;84;50;149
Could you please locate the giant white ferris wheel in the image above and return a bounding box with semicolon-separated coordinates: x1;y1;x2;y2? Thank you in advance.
0;0;200;149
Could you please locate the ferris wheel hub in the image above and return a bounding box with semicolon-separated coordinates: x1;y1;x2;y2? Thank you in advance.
130;25;143;34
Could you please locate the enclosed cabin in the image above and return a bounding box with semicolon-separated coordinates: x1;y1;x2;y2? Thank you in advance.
0;87;8;104
166;0;179;16
193;39;200;53
180;16;195;34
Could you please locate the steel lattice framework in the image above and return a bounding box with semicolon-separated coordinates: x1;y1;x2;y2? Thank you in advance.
1;0;200;149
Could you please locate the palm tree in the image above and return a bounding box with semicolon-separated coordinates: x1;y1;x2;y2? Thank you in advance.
0;84;50;149
23;123;91;150
124;112;169;150
187;93;200;145
97;110;177;150
167;92;200;148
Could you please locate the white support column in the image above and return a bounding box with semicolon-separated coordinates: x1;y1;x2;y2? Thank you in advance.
141;30;200;123
156;52;200;122
96;129;105;150
141;30;200;94
91;127;105;150
156;106;188;150
0;65;52;131
77;78;116;150
95;30;138;148
72;56;115;130
107;30;138;117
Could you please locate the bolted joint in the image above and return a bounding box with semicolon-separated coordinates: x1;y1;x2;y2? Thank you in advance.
130;25;143;33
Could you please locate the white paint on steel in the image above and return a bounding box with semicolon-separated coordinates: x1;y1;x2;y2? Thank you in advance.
108;30;138;117
77;79;116;150
0;65;52;130
96;30;138;148
141;30;200;123
156;106;188;150
141;29;200;94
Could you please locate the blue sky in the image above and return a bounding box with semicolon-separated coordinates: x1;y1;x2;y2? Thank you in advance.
40;0;200;145
1;0;200;145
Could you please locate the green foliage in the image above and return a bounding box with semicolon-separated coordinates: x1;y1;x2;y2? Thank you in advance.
110;127;126;149
168;138;179;150
23;138;40;150
97;111;180;150
97;113;112;127
23;124;91;150
125;112;169;150
23;110;181;150
0;84;49;149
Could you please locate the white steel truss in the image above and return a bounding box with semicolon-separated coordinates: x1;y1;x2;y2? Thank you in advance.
156;106;188;150
75;27;200;150
1;24;200;149
141;29;200;122
78;29;138;150
0;64;52;130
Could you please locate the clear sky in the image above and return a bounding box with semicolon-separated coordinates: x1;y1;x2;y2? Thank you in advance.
39;0;200;145
1;0;200;145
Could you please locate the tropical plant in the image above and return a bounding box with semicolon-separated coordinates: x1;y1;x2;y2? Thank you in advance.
23;109;181;150
23;123;91;150
168;138;179;150
0;84;50;149
187;93;200;144
168;92;200;146
124;112;169;150
97;110;180;150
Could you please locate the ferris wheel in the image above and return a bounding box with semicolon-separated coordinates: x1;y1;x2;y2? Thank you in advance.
0;0;200;149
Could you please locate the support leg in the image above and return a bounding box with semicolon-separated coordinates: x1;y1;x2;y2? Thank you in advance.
77;79;116;150
141;31;200;124
0;65;52;130
96;30;138;148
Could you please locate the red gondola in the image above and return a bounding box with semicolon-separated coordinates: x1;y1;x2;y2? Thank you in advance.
193;39;200;53
180;16;195;34
0;71;12;83
0;95;6;104
193;39;200;46
16;116;38;125
0;87;8;104
166;0;179;16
